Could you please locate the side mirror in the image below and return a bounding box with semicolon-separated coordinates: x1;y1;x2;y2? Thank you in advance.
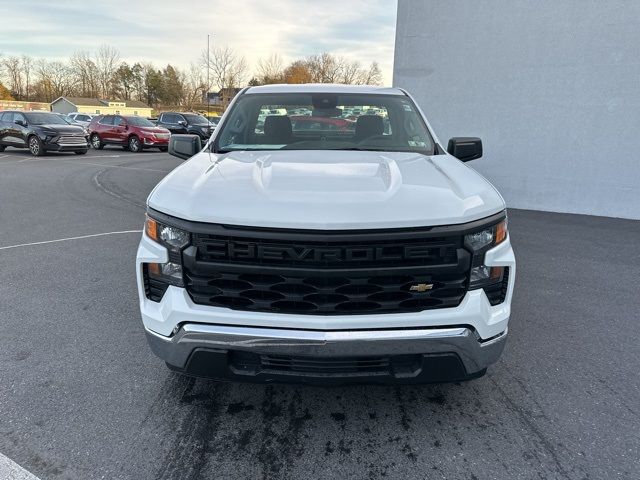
15;119;27;127
178;120;187;126
169;134;202;160
447;137;482;162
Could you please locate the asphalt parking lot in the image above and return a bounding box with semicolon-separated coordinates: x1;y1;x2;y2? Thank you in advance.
0;147;638;480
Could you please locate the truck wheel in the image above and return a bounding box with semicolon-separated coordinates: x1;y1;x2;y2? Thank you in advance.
128;136;142;153
28;136;46;157
91;134;104;150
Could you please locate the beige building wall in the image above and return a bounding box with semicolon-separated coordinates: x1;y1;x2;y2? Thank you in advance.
77;103;152;117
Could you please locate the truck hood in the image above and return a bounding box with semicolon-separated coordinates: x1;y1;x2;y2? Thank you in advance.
148;150;505;229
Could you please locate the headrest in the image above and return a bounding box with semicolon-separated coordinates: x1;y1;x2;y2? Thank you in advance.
264;115;292;141
355;115;384;139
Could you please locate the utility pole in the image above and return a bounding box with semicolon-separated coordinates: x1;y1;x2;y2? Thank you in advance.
206;34;211;119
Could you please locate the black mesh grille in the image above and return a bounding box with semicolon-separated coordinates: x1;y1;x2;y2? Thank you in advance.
182;227;471;315
230;351;422;376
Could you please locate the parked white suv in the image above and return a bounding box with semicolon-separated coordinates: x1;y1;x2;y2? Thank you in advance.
136;84;515;385
67;112;97;126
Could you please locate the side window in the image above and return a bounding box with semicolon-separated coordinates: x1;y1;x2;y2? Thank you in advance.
1;112;14;123
100;116;114;126
115;116;126;126
14;113;26;124
163;114;176;123
176;115;186;124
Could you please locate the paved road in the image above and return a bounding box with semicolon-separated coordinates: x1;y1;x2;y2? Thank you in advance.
0;148;638;480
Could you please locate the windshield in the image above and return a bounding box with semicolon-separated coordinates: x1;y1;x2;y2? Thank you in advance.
214;93;435;154
183;114;209;125
126;117;155;127
25;112;69;125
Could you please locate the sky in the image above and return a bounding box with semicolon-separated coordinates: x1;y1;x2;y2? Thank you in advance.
1;0;398;85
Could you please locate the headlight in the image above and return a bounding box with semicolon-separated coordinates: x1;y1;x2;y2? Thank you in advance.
143;215;190;291
464;218;507;251
465;218;508;290
145;216;190;250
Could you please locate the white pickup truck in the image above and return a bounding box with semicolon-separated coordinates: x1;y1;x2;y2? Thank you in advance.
136;84;515;385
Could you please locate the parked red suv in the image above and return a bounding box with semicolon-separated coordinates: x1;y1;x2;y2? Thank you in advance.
88;115;171;152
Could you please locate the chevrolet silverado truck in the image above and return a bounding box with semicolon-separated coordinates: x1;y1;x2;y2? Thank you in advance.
136;84;515;385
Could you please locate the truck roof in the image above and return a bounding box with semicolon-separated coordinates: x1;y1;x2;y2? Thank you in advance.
244;84;405;95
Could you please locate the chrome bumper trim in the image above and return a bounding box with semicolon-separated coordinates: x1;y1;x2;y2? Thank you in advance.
145;324;507;375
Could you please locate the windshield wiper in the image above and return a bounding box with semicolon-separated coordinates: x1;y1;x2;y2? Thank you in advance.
332;147;389;152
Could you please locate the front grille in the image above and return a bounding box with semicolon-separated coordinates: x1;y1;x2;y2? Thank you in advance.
182;226;472;315
58;135;87;145
230;351;422;376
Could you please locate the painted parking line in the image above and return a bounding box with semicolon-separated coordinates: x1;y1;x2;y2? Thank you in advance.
0;230;142;252
0;151;175;165
0;452;41;480
60;160;172;172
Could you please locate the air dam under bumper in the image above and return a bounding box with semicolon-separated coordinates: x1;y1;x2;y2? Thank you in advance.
146;324;506;384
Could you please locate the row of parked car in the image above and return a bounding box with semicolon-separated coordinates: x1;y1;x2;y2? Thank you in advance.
0;110;218;156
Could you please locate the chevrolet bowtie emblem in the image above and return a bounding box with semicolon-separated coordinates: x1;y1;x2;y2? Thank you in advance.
410;283;434;292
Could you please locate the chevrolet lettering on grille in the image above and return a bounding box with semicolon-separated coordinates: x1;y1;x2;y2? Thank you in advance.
201;240;451;264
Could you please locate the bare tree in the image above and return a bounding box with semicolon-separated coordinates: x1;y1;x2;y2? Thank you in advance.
70;51;100;97
202;46;248;91
33;59;73;101
181;62;206;109
357;62;382;86
340;59;362;85
94;45;120;98
2;56;23;98
257;53;284;84
302;54;382;86
21;55;34;100
306;53;343;83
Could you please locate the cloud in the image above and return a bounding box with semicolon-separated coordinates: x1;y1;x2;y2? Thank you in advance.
3;0;397;84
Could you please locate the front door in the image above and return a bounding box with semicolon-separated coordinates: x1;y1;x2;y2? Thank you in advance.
113;116;128;144
12;113;28;146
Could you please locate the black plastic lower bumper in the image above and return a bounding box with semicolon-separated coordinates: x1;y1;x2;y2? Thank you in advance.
167;348;487;385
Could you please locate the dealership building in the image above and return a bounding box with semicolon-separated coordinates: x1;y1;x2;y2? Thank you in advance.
394;0;640;220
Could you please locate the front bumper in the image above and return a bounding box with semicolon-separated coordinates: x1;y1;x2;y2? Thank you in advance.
136;228;515;384
45;141;89;152
142;137;169;147
146;324;506;384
